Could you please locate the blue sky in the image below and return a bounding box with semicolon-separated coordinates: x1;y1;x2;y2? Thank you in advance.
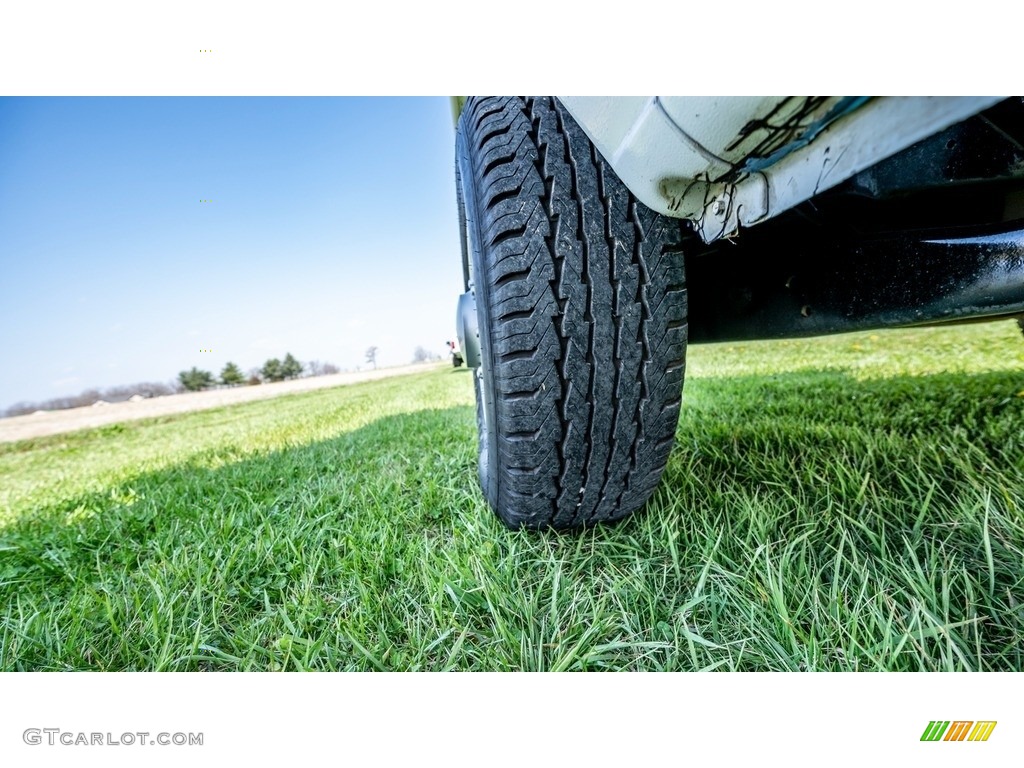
0;97;463;408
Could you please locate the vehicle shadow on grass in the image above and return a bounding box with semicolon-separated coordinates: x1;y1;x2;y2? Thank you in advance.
1;369;1022;671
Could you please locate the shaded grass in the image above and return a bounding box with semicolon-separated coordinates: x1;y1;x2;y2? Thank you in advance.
1;323;1023;670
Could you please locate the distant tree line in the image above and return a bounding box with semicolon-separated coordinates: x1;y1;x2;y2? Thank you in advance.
2;381;178;418
178;353;339;392
1;353;343;417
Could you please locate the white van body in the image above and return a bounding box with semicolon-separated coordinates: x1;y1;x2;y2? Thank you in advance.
559;97;1001;242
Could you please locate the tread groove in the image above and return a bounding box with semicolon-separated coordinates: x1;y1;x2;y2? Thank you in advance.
492;267;531;288
488;222;529;248
485;182;525;211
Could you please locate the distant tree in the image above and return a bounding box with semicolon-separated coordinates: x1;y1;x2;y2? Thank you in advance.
412;346;432;363
100;385;133;402
179;367;215;392
74;389;102;408
305;360;341;377
146;381;176;398
365;346;378;369
121;381;174;399
221;362;245;386
281;353;303;380
99;383;170;403
261;358;284;382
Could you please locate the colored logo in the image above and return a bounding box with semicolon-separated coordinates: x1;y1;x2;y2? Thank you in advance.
921;721;997;742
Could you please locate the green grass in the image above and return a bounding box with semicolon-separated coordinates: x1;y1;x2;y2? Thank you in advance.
2;322;1024;671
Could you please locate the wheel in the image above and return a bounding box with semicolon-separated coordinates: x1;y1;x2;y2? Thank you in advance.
452;353;464;368
456;97;689;530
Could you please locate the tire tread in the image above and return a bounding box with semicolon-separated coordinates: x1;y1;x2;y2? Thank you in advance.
459;96;689;529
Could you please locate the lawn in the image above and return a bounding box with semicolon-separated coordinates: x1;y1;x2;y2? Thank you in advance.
2;322;1023;671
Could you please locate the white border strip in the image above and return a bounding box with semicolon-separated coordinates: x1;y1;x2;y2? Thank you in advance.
0;673;1018;766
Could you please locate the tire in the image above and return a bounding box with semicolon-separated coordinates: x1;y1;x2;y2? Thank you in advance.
452;354;464;368
456;97;689;529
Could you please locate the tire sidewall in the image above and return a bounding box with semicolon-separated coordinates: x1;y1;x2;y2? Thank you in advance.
456;123;500;510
